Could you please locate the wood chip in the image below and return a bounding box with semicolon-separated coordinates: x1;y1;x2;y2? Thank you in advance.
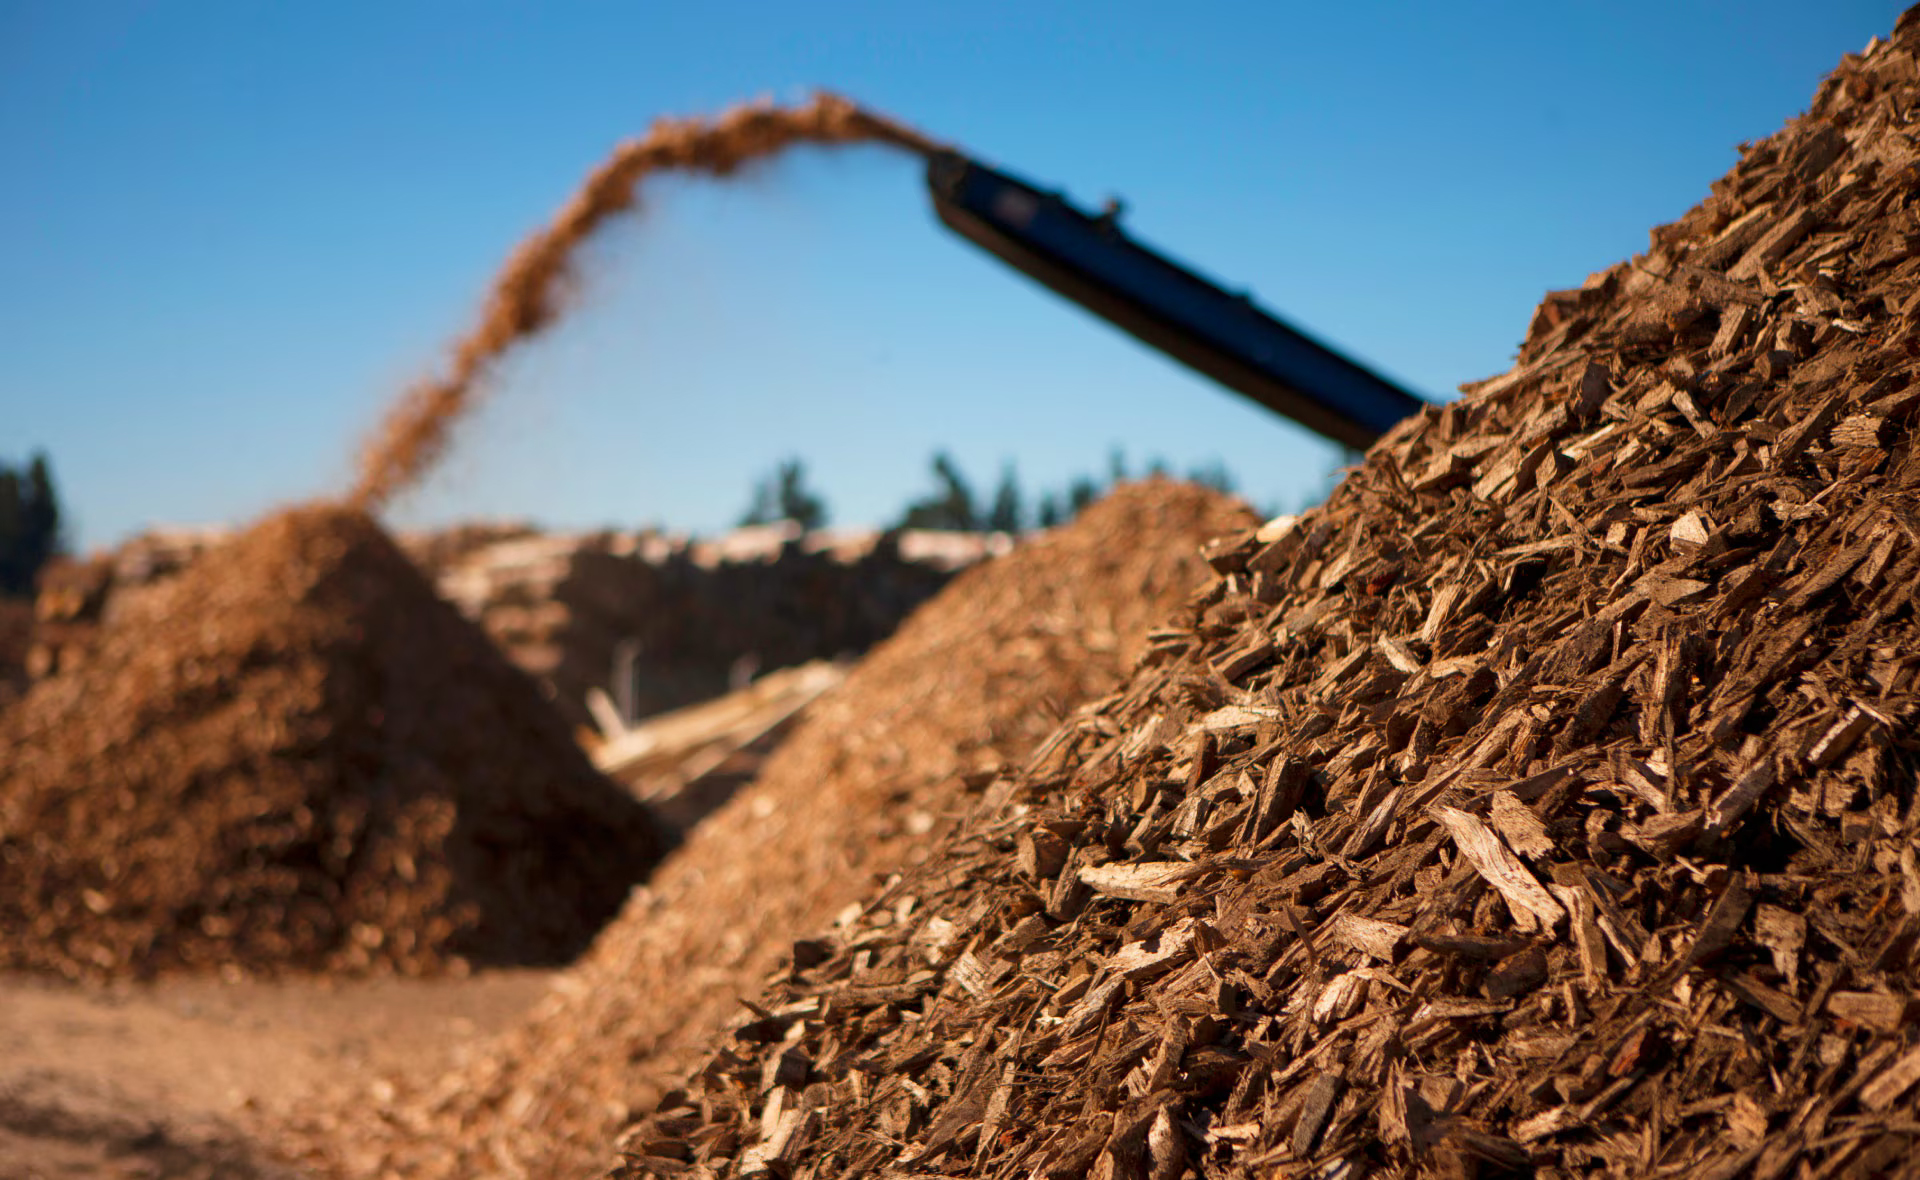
1434;806;1567;932
1077;862;1191;904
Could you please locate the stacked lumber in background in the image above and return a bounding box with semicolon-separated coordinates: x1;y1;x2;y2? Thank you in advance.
593;659;849;833
284;480;1252;1180
398;519;541;575
430;524;1001;732
0;506;666;980
615;16;1920;1180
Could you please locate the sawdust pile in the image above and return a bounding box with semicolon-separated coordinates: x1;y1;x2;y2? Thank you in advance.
349;93;939;511
613;15;1920;1179
0;505;666;980
289;480;1252;1178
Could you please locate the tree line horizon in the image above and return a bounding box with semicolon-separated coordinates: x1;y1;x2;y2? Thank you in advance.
738;449;1256;535
0;447;1314;593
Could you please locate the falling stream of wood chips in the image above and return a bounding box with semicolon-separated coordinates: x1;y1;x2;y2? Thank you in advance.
348;93;941;511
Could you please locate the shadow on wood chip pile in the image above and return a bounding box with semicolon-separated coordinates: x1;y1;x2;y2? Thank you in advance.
285;479;1251;1178
614;14;1920;1180
0;504;666;980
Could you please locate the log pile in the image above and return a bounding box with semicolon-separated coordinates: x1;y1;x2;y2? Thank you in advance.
429;525;992;731
594;659;849;833
0;505;666;979
285;480;1251;1180
617;16;1920;1180
398;518;541;574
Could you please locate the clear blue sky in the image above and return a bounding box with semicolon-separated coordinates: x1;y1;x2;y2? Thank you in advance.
3;2;1905;548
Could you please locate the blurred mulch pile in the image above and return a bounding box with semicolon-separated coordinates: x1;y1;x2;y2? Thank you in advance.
0;504;666;980
19;529;232;688
618;14;1920;1180
286;479;1251;1179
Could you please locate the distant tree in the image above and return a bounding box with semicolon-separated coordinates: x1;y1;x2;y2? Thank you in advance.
0;452;64;597
1187;458;1237;495
739;481;775;528
897;451;979;531
986;464;1023;533
892;449;1247;536
775;461;827;531
1066;475;1100;516
738;458;827;531
1035;493;1063;530
0;469;23;596
21;452;61;575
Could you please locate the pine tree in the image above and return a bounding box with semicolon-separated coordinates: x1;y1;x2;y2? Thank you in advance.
1067;475;1100;516
986;464;1023;534
22;451;61;577
738;457;826;531
1035;494;1063;529
0;468;23;596
1187;458;1237;495
897;452;978;531
738;475;777;527
773;459;827;532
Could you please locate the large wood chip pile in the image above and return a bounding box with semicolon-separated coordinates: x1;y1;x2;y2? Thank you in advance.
287;480;1250;1179
0;505;667;980
618;16;1920;1179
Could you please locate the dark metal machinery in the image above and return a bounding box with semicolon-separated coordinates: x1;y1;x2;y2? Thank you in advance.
925;151;1428;450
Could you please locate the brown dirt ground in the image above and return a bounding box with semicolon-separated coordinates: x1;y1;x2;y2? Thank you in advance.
0;969;551;1180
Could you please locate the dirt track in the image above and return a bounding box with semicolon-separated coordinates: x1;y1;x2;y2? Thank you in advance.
0;970;550;1179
